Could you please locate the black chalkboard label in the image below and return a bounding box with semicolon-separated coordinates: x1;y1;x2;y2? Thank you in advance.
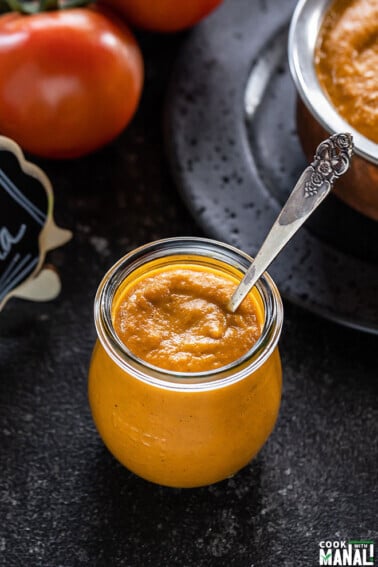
0;136;72;309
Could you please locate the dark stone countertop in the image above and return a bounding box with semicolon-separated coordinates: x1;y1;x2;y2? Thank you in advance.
0;26;377;567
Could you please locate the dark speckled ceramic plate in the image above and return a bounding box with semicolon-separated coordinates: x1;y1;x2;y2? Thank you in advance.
164;0;378;334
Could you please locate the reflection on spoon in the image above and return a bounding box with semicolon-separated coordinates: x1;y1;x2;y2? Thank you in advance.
228;133;354;313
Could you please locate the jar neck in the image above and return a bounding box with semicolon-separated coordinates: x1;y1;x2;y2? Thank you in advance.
94;237;283;391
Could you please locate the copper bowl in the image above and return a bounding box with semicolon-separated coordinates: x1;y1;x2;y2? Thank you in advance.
288;0;378;221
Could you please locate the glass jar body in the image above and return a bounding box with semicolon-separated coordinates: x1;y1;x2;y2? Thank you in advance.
88;237;283;488
89;341;282;487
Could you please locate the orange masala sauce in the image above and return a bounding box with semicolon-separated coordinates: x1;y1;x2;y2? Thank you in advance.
113;267;262;372
315;0;378;143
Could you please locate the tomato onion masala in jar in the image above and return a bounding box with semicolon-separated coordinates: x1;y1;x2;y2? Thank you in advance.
113;266;263;373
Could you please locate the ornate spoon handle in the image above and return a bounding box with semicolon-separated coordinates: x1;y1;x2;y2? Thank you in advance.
228;133;354;312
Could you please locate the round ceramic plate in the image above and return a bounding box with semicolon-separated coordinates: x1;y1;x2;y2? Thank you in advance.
164;0;378;334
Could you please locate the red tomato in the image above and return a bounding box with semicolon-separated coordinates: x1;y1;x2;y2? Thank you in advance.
99;0;223;32
0;8;143;158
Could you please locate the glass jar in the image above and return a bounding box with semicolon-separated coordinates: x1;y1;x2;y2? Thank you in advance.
88;237;283;488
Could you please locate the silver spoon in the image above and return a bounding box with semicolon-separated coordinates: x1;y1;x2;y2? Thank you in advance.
228;133;354;312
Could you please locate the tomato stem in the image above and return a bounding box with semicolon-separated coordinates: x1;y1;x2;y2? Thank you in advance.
0;0;92;14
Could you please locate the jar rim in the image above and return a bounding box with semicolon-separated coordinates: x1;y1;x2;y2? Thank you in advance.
94;237;283;391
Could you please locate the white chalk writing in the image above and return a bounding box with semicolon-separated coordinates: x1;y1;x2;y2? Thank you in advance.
0;224;26;261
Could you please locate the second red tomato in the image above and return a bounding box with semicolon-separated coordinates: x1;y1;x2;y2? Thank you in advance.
100;0;223;32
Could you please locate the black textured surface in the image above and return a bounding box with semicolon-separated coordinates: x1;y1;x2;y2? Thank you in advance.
164;0;378;333
0;5;377;567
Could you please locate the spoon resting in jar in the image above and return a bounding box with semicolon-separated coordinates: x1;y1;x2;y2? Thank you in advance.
228;133;354;312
